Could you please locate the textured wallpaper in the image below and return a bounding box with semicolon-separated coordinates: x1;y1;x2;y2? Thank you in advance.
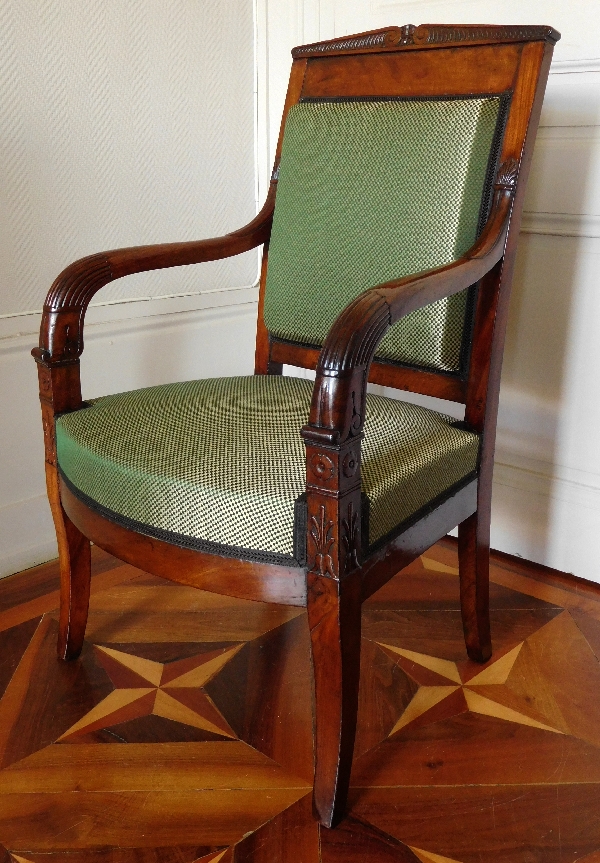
0;0;257;317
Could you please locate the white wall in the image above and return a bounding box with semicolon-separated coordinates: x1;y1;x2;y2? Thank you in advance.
257;1;600;582
0;0;258;577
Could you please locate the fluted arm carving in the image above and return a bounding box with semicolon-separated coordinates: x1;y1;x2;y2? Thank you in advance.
301;159;518;446
32;191;276;366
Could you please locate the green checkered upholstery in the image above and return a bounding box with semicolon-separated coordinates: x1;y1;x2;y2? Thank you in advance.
264;97;504;372
56;376;479;563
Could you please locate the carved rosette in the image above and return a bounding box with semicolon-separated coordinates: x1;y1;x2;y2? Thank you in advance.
309;453;335;482
342;449;358;479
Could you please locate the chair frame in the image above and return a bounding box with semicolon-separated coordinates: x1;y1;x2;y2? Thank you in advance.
33;24;559;828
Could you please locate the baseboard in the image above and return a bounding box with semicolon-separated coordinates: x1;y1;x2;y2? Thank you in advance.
441;533;600;603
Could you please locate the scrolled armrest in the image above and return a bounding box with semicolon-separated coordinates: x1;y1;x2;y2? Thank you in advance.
32;190;275;366
301;158;518;446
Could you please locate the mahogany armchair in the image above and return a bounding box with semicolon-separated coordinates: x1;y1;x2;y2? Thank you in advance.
33;24;559;829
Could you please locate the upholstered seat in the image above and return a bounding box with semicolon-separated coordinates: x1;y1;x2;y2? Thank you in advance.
56;375;479;564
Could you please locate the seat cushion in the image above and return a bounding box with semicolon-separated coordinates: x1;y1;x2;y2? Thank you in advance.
55;376;479;565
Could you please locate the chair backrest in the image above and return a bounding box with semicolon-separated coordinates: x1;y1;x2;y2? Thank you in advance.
255;25;558;404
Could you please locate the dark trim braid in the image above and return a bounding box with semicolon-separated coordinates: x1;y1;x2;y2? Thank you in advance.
366;470;479;555
301;93;510;105
59;469;304;568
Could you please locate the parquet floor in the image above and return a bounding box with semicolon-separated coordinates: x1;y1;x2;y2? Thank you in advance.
2;540;600;861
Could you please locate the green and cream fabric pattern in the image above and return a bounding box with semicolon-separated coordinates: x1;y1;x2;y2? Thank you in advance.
56;376;479;563
264;96;504;372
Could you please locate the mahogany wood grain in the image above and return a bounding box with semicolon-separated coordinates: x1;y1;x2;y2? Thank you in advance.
458;41;553;662
269;340;466;403
458;511;492;662
301;43;523;99
44;464;90;660
307;570;362;828
60;474;477;613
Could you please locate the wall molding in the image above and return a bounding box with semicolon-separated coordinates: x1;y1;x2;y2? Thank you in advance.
495;385;600;518
550;58;600;75
520;211;600;238
0;284;259;342
494;459;600;512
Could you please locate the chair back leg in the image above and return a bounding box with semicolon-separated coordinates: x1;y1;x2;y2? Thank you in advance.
458;498;492;663
307;569;362;828
45;464;91;660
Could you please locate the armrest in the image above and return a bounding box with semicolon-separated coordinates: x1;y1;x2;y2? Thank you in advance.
301;158;518;446
32;189;275;366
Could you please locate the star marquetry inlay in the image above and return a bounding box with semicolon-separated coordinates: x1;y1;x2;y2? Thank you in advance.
59;644;244;741
379;640;564;736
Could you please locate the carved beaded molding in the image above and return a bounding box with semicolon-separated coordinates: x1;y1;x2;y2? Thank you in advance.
292;24;560;58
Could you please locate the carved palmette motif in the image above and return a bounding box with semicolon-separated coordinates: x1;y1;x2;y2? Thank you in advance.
308;505;336;578
495;158;519;190
342;501;359;571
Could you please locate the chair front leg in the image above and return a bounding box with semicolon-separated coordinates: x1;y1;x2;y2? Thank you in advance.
46;463;91;661
308;567;362;828
35;358;91;661
458;477;492;663
303;433;364;828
